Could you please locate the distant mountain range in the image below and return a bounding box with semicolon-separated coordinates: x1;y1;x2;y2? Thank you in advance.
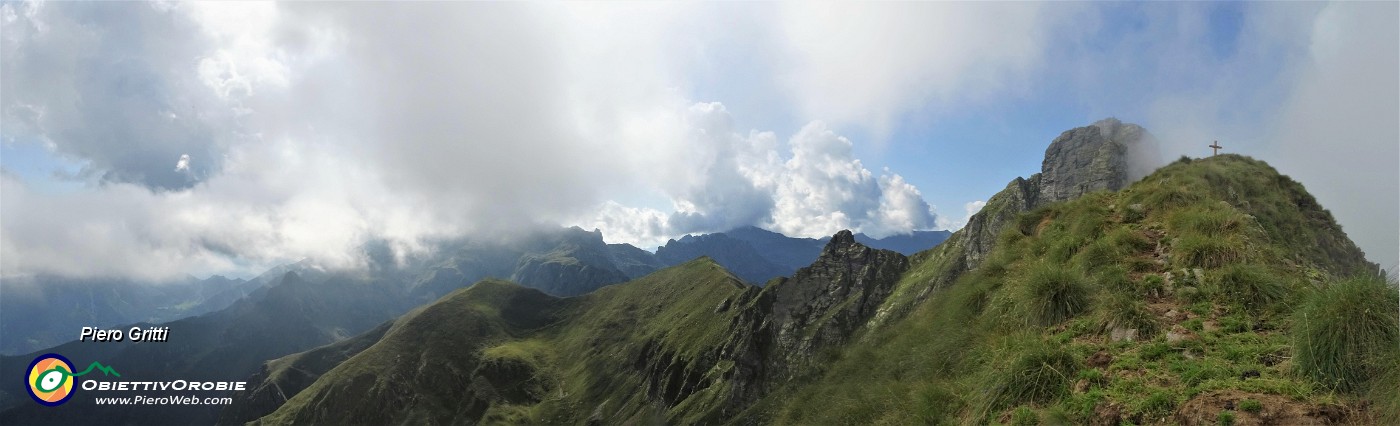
0;225;948;357
0;224;950;424
0;273;264;355
655;226;949;284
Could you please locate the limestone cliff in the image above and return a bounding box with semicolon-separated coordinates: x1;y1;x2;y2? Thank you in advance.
961;118;1160;271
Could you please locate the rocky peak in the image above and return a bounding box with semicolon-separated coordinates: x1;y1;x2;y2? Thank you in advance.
1038;118;1157;205
756;230;909;381
958;118;1162;271
827;229;857;249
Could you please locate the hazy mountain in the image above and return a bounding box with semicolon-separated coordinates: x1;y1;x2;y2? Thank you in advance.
655;226;951;284
853;230;952;255
0;227;649;424
655;232;793;284
0;274;255;355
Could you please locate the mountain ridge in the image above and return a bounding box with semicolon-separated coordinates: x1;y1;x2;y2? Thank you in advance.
226;120;1392;425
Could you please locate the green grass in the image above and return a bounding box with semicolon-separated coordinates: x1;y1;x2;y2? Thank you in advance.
1077;239;1121;270
1214;264;1287;311
1100;291;1160;336
1106;227;1153;253
978;337;1078;417
1217;410;1236;425
1020;262;1091;326
1169;205;1247;237
1174;233;1246;269
1238;398;1261;413
1292;275;1399;392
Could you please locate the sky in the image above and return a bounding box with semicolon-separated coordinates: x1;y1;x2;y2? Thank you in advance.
1;1;1396;281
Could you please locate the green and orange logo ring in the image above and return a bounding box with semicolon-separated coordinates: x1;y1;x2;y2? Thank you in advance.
26;353;76;406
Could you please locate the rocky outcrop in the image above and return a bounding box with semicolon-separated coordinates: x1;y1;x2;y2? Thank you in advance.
960;118;1160;271
764;230;909;368
717;231;909;413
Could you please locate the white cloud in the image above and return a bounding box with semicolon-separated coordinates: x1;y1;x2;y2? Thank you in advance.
174;154;190;172
2;3;948;279
935;200;986;231
579;105;943;246
774;2;1067;135
1265;2;1399;270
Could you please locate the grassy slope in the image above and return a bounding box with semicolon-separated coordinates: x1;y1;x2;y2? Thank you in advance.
753;155;1393;425
254;258;750;425
251;155;1395;425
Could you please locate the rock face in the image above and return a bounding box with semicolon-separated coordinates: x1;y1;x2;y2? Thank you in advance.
1039;118;1157;204
960;118;1160;270
718;231;909;411
765;230;910;372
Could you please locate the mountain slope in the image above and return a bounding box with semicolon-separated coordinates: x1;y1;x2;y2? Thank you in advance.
247;259;749;425
754;154;1389;425
233;231;913;425
233;120;1392;425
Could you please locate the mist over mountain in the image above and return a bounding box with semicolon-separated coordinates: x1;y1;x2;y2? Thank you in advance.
0;221;951;423
0;274;259;355
655;226;951;284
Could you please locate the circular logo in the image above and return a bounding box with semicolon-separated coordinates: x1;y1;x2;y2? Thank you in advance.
27;353;75;406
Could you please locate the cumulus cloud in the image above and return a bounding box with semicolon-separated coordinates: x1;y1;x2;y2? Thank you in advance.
579;104;942;249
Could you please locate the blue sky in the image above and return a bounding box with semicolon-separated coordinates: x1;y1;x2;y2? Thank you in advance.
1;1;1395;279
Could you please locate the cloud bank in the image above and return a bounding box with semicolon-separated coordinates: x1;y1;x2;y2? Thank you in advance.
1;2;1395;280
0;2;950;279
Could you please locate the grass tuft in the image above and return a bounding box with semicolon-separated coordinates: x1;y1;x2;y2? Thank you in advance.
1077;240;1121;270
1106;227;1153;253
1174;234;1246;269
980;338;1078;417
1292;275;1399;391
1238;399;1261;413
1146;185;1205;210
1100;292;1160;336
1020;262;1091;326
1170;206;1247;237
1214;264;1287;311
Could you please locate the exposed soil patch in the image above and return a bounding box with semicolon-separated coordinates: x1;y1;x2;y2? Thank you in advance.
1175;390;1349;426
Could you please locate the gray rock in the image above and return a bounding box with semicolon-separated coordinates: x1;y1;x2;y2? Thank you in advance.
958;118;1162;272
1110;327;1139;342
1166;325;1198;344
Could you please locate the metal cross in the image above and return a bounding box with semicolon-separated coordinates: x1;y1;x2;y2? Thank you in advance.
1209;141;1223;156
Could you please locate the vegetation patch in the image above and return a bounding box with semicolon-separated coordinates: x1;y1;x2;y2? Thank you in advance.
1174;234;1245;269
1292;275;1399;392
979;337;1078;417
1019;262;1091;326
1214;264;1287;312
